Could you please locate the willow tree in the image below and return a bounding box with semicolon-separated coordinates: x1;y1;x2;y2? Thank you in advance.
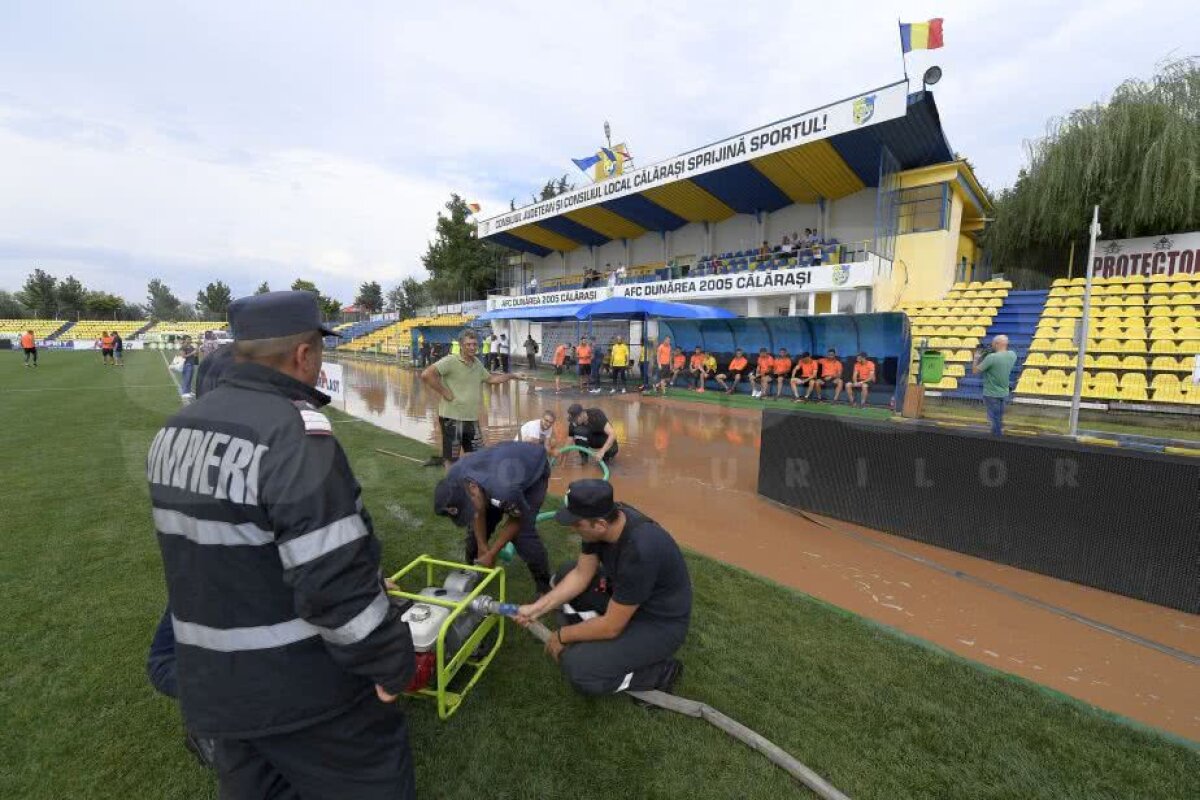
986;58;1199;278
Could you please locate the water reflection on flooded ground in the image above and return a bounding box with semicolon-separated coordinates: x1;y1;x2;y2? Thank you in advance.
335;358;1200;741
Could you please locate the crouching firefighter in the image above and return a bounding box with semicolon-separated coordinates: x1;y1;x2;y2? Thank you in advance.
516;479;690;696
146;290;417;800
434;440;553;595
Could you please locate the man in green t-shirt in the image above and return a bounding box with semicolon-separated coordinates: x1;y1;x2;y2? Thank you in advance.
421;330;524;465
972;334;1018;436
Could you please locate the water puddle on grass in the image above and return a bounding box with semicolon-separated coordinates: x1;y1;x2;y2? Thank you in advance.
334;358;1200;741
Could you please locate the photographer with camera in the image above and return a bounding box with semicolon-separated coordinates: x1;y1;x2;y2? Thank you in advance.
972;334;1017;436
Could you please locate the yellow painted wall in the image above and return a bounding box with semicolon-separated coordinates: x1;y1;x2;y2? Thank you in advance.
956;233;980;281
872;188;964;310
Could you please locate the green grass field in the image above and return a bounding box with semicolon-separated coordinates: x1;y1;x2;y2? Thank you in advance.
2;350;1196;799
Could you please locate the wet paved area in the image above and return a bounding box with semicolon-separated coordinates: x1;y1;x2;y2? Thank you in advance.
336;358;1199;741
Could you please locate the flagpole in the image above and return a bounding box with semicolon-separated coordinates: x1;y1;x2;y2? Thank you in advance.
898;19;909;83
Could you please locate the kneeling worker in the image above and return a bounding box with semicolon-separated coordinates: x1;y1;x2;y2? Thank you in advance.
434;440;553;594
565;403;618;464
516;479;690;696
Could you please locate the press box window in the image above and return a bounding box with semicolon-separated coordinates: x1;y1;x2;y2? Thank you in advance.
897;184;948;234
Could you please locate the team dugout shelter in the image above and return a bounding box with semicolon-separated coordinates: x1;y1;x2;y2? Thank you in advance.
476;78;992;399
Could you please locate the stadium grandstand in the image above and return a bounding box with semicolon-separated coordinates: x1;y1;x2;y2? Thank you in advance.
55;320;152;341
0;319;68;339
337;313;477;354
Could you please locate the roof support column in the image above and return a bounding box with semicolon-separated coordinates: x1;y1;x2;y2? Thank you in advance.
623;238;630;269
757;209;766;246
661;230;668;268
704;222;713;258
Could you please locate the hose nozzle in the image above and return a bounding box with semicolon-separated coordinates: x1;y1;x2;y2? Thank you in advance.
468;596;518;617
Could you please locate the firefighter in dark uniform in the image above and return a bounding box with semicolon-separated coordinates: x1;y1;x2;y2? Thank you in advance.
433;440;553;594
146;290;417;799
515;479;690;696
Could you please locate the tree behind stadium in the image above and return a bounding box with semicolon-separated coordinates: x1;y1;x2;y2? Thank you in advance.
147;278;193;321
355;281;384;314
196;281;233;321
986;58;1199;280
421;194;508;304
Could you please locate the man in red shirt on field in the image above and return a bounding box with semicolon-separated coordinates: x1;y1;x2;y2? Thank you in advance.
845;352;876;406
751;348;774;399
553;342;569;393
770;348;792;399
789;352;819;401
576;337;594;392
814;348;844;402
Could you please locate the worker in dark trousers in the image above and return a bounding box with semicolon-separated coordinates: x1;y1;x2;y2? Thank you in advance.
146;290;417;799
516;479;690;696
433;441;553;594
565;404;618;463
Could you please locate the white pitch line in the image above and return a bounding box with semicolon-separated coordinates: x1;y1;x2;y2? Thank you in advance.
0;384;177;394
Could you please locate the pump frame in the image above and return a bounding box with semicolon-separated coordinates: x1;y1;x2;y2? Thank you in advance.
387;555;506;719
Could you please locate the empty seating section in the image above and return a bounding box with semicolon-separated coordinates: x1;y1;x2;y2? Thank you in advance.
898;279;1013;393
1015;275;1199;405
331;317;405;348
151;321;228;336
57;320;149;340
0;319;65;339
338;314;475;353
541;262;665;292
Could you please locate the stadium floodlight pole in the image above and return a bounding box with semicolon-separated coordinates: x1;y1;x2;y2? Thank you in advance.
1068;205;1101;437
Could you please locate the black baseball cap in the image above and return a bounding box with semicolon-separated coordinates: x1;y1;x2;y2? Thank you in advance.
554;479;616;525
433;478;471;528
228;290;337;341
567;403;584;419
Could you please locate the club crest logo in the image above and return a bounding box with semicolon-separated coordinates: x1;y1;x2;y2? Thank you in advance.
852;95;876;125
832;265;850;286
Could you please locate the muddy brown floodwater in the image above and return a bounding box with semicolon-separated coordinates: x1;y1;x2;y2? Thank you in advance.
336;358;1199;742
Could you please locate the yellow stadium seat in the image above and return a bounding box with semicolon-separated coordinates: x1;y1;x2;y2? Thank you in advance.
1029;338;1051;351
1118;386;1149;401
1151;374;1179;390
1120;355;1147;370
1151;386;1186;403
1119;372;1146;389
1050;278;1068;288
1042;368;1069;383
1023;352;1049;367
1093;354;1120;368
1150;340;1177;354
1177;327;1200;340
1148;296;1172;306
1097;339;1121;353
1047;353;1074;368
1121;340;1148;353
1149;283;1171;294
944;364;965;377
1068;278;1087;286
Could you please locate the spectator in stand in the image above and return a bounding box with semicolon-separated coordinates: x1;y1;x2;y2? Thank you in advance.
652;336;672;394
973;334;1018;436
576;337;594;392
789;352;819;401
780;235;793;255
844;352;877;407
806;229;819;245
529;275;538;294
497;334;511;373
813;348;844;402
616;263;627;284
757;241;770;260
687;346;706;391
609;336;629;394
751;348;774;399
770;348;792;399
524;334;539;371
552;341;569;393
716;348;749;395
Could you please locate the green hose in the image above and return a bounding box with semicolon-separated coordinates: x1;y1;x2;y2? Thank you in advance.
534;445;609;524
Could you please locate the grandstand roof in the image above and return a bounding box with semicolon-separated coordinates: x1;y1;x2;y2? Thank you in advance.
482;84;955;256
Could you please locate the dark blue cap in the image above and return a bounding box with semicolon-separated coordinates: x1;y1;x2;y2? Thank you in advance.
228;291;337;341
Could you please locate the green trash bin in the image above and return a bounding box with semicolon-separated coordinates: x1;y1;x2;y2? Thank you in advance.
919;350;945;384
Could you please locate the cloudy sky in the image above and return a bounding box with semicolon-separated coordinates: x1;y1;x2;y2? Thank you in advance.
0;1;1193;309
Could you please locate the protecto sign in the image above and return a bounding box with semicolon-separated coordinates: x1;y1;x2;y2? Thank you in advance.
317;362;344;402
1091;231;1200;279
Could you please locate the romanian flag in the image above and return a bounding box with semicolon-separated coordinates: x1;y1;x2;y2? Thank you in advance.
900;18;944;52
467;202;481;213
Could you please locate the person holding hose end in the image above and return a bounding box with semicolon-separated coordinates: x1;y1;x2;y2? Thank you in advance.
516;479;690;697
433;441;553;595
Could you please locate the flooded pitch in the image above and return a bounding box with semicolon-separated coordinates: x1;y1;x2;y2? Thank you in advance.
336;358;1199;741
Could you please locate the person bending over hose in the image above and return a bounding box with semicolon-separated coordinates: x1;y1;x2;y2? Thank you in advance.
565;403;618;464
516;479;690;697
434;441;553;594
